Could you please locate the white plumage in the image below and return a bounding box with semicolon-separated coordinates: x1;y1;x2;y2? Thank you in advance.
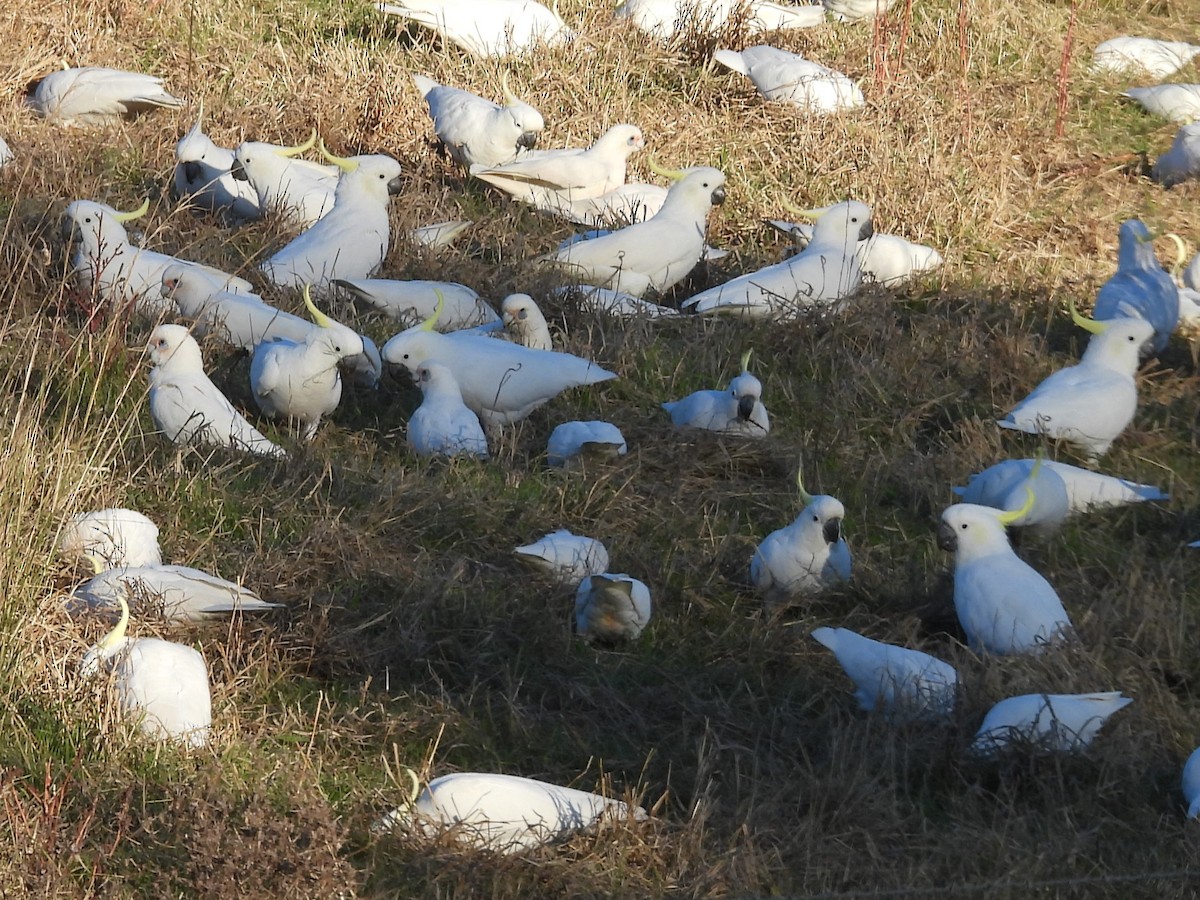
810;627;958;720
172;106;261;220
969;692;1133;756
146;324;287;459
751;489;851;600
1182;746;1200;818
229;135;338;228
1093;220;1179;355
72;564;282;623
406;362;490;459
336;278;499;329
1125;83;1200;123
768;219;943;286
377;0;575;57
551;284;681;318
823;0;897;21
0;136;12;168
1092;37;1200;80
713;46;864;114
575;574;652;642
683;200;872;318
514;530;609;585
501;294;552;350
1154;122;1200;188
410;219;474;249
614;0;823;40
412;73;544;168
937;502;1073;655
663;352;769;437
59;509;163;570
27;66;183;125
547;421;627;467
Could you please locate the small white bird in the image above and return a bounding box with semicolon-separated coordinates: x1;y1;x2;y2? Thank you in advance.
229;131;338;229
407;361;490;459
1093;220;1179;355
663;349;770;437
767;218;943;287
547;421;628;467
59;509;163;570
500;294;552;350
539;164;727;298
470;124;645;203
81;598;212;748
551;284;681;318
997;302;1153;460
713;46;864;114
377;0;575;57
250;286;365;440
172;103;261;220
514;530;609;585
64;199;252;317
410;219;474;249
412;72;544;168
937;493;1074;656
381;295;617;427
260;142;403;291
614;0;824;40
1125;83;1200;123
810;627;959;720
968;692;1133;756
146;324;287;459
335;278;499;329
1182;746;1200;818
1092;37;1200;80
0;136;12;168
26;66;183;126
1153;122;1200;188
823;0;897;21
72;563;283;624
378;770;645;853
682;200;872;318
750;472;851;600
575;573;652;642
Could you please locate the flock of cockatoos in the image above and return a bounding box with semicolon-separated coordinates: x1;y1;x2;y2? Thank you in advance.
12;0;1200;854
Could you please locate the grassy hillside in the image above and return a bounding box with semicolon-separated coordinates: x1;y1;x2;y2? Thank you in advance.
2;0;1200;896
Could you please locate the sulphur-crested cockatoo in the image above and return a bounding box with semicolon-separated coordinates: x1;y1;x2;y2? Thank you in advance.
751;472;851;600
1092;37;1200;80
575;573;651;642
537;181;669;227
767;218;943;287
378;771;645;853
997;302;1152;460
172;104;260;220
614;0;823;40
1092;220;1179;354
146;324;286;459
823;0;897;21
539;164;726;298
683;200;872;318
500;294;552;350
470;124;644;202
250;287;364;440
260;143;403;291
714;46;864;114
59;509;162;570
1125;84;1200;124
1154;123;1200;188
229;131;338;228
1182;747;1200;818
811;627;959;720
547;421;627;467
410;219;474;249
968;692;1132;756
71;562;282;624
514;530;609;585
81;598;212;748
407;362;490;459
377;0;575;57
335;278;499;329
27;66;183;126
412;72;544;168
64;199;251;316
381;295;617;426
551;284;680;318
663;349;769;437
937;493;1074;656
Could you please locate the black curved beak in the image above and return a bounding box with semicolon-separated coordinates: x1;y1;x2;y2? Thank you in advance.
936;521;956;552
711;186;727;206
858;219;874;241
823;518;842;545
182;161;203;184
737;394;756;421
517;131;538;150
230;158;248;181
387;176;404;196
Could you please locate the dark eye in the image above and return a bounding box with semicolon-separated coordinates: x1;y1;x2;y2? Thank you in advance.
851;216;859;223
85;216;92;223
334;345;341;353
812;514;819;522
403;353;410;361
960;523;968;530
379;173;385;179
1127;335;1135;342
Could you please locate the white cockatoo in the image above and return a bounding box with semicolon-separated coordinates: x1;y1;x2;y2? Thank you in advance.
767;218;943;287
614;0;823;40
968;692;1133;756
410;219;474;249
378;771;646;853
575;574;652;642
470;124;645;203
823;0;897;21
229;131;339;228
937;492;1074;655
551;284;681;318
1182;747;1200;818
539;164;727;298
751;472;851;600
683;200;872;317
547;421;628;467
1092;37;1200;80
146;324;287;459
500;294;552;350
537;181;669;227
381;294;617;427
514;530;609;585
1154;123;1200;188
997;302;1153;460
1092;220;1179;355
663;349;770;437
1166;234;1200;326
1125;84;1200;124
80;598;212;748
406;362;490;459
412;72;544;168
64;199;252;317
335;278;499;329
260;142;403;291
713;46;864;114
172;103;261;220
250;286;365;440
71;563;283;624
376;0;576;57
59;509;163;570
810;627;959;721
26;66;183;125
